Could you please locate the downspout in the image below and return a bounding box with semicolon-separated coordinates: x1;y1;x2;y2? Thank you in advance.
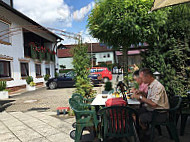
53;38;62;75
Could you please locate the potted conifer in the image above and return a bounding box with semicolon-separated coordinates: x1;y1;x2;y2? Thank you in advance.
43;74;50;86
26;76;36;91
0;81;9;99
102;81;113;94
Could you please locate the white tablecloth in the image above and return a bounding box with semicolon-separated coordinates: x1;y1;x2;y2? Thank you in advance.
91;94;140;106
91;94;112;106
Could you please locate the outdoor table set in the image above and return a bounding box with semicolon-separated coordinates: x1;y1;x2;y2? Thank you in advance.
91;93;141;142
69;93;141;142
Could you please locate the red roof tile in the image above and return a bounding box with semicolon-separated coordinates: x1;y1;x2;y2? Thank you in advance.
57;49;73;58
58;43;113;58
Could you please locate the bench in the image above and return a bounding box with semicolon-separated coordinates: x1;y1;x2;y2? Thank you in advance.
56;107;70;115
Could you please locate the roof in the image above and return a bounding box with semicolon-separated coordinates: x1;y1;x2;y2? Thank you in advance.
57;49;73;58
0;1;62;40
58;43;113;58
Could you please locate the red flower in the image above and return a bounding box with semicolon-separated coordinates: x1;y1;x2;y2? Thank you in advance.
52;51;56;55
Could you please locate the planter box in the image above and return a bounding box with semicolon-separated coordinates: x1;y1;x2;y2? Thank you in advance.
26;85;36;91
0;91;9;99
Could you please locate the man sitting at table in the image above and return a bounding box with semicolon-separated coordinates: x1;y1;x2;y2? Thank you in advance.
131;70;148;97
131;68;169;130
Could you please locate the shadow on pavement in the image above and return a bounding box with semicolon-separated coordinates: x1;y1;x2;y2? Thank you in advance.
27;107;50;112
0;99;15;112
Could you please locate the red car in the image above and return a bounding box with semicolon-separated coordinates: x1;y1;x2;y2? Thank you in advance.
90;67;112;83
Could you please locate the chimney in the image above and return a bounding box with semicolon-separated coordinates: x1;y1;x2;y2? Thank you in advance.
1;0;13;7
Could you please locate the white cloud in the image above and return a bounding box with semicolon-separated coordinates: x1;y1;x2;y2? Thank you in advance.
14;0;72;27
73;2;95;21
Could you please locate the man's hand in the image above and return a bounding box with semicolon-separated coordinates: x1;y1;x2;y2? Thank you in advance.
131;93;140;100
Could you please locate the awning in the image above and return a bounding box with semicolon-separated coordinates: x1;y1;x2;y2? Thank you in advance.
151;0;190;11
116;49;145;56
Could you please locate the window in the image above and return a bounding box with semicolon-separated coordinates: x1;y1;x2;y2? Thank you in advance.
0;60;11;78
35;64;41;76
45;68;50;75
0;20;10;44
20;63;29;77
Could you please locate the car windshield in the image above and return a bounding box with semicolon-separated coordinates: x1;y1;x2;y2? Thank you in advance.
90;68;104;73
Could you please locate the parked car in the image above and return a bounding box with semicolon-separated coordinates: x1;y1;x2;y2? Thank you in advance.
90;67;112;83
46;71;102;89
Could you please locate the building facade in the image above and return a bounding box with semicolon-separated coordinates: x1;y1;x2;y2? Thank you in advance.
0;1;62;91
57;43;115;70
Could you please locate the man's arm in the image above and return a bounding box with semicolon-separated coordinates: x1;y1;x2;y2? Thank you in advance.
131;93;158;108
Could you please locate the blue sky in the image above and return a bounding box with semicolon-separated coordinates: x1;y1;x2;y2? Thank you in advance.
13;0;98;44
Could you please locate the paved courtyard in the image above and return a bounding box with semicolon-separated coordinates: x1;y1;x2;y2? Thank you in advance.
0;75;190;142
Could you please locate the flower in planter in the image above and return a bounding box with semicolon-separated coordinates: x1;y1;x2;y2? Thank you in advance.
29;82;36;87
26;76;33;85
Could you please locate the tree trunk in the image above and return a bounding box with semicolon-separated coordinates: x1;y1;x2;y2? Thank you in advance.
122;47;129;86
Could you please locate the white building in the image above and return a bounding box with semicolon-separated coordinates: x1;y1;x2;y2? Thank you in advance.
57;43;115;70
0;0;62;92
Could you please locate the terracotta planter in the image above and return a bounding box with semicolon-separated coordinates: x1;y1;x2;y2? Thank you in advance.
26;85;36;91
0;91;9;99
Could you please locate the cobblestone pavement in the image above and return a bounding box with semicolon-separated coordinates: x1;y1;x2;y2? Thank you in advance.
6;86;104;112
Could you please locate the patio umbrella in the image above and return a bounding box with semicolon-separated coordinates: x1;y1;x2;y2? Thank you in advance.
151;0;190;11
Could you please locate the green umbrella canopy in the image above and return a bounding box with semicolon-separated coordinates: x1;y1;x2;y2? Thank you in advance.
151;0;190;11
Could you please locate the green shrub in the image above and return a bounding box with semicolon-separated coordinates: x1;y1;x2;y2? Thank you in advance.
104;81;112;91
44;74;50;81
26;76;33;85
55;72;59;77
0;81;7;91
59;69;73;74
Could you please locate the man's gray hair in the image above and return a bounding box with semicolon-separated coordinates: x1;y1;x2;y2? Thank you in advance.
139;68;153;77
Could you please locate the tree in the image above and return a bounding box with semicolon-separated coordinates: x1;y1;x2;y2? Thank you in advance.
88;0;168;85
72;43;93;98
141;3;190;96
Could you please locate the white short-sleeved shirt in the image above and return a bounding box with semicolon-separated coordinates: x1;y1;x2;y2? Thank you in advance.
145;79;169;111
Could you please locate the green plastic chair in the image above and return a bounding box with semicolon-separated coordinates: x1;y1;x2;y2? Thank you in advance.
150;96;182;142
98;106;140;142
72;93;95;104
69;98;99;142
180;94;190;136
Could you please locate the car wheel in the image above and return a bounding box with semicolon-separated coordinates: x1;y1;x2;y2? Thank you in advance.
70;130;75;140
103;77;109;83
49;82;57;89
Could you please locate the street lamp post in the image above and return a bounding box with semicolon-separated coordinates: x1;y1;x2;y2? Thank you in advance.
91;42;93;67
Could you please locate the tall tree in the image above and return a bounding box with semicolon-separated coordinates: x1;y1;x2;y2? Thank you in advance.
88;0;168;85
72;43;93;98
141;3;190;96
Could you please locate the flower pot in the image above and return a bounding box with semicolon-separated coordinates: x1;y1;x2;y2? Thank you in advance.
26;85;36;91
0;91;9;99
